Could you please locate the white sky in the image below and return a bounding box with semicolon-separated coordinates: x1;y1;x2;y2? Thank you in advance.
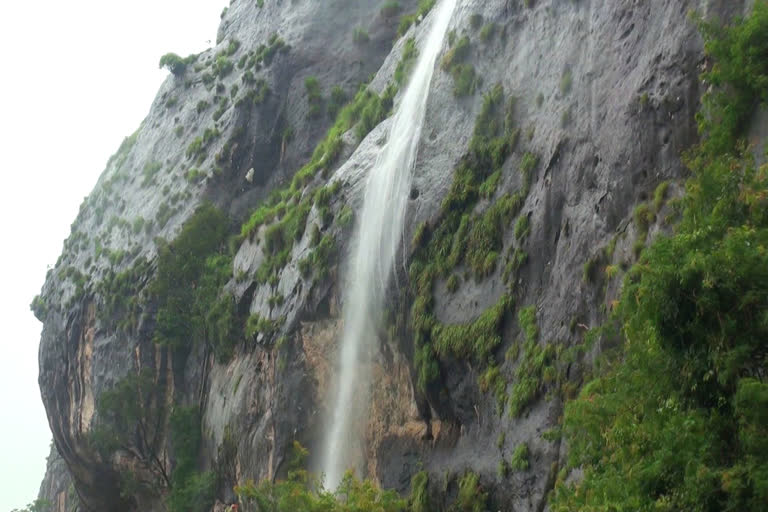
0;1;227;509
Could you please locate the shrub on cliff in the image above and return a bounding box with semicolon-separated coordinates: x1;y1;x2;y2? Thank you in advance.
151;203;236;359
159;53;196;75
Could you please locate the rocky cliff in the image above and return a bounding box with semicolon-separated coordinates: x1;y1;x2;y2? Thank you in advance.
34;0;754;511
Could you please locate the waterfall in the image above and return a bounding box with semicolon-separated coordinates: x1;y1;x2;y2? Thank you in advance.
321;0;458;490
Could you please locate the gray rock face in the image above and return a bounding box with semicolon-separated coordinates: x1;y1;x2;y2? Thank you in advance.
35;0;750;511
37;444;76;512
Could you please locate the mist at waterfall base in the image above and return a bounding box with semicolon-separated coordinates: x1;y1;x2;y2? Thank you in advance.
321;0;458;490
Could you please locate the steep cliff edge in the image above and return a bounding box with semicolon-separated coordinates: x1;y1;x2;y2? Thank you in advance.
34;1;757;511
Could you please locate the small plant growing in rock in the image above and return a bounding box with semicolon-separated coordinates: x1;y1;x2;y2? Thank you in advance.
446;274;459;293
456;472;488;511
353;28;370;44
469;13;483;30
509;443;530;471
380;1;401;18
560;69;573;96
305;76;324;119
327;85;347;119
226;39;241;56
479;23;496;42
633;202;655;238
159;53;196;75
582;255;599;283
514;215;530;241
214;55;234;78
653;180;670;212
196;100;210;114
497;459;509;478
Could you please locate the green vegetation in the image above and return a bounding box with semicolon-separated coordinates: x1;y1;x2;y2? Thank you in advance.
299;233;337;281
244;313;284;342
408;84;533;389
559;69;572;96
432;296;512;360
212;96;229;121
582;254;598;283
10;499;51;512
186;127;220;163
29;294;47;321
141;161;162;187
478;364;506;411
396;0;436;36
159;53;197;75
237;78;270;107
353;28;370;44
226;39;241;56
213;55;234;78
255;33;287;67
305;76;324;119
441;36;479;96
237;470;403;511
228;443;488;512
394;38;418;86
551;5;768;510
327;85;347;119
633;201;655;238
456;472;487;512
92;372;215;509
507;306;556;417
167;406;215;512
408;471;431;512
90;370;171;490
653;179;670;212
446;273;459;293
509;443;530;471
338;205;354;229
236;41;423;285
97;257;152;331
514;214;529;241
380;1;401;18
151;204;239;361
479;23;496;42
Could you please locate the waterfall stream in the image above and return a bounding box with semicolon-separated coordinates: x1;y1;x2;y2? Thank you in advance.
321;0;458;489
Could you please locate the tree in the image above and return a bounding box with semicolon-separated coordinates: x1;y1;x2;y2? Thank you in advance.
89;370;171;492
159;53;196;76
11;499;51;512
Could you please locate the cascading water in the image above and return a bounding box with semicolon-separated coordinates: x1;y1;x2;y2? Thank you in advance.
321;0;458;489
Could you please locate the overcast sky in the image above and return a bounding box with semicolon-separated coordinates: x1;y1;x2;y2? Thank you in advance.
0;1;227;509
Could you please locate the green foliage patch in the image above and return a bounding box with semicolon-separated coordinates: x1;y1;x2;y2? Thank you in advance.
159;53;197;76
441;36;479;97
507;306;557;417
396;0;437;36
151;204;238;361
551;5;768;510
394;39;419;86
305;76;324;119
509;443;530;471
236;40;425;284
167;406;215;512
408;84;535;390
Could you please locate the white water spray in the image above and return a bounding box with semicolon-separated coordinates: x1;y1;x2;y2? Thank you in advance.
321;0;458;489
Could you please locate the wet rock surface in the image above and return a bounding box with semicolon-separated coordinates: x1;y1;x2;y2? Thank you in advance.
35;1;750;511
